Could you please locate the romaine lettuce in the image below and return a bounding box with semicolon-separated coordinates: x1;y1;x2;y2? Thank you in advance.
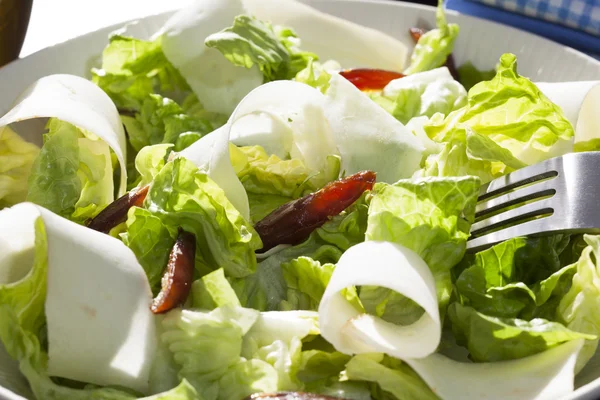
425;54;575;165
93;35;190;112
205;15;317;82
26;119;114;223
0;127;39;209
404;0;459;75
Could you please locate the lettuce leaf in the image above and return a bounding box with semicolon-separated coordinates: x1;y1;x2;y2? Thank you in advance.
144;157;262;278
121;207;174;293
449;303;593;363
247;192;292;223
0;127;39;208
425;53;575;165
372;67;467;124
454;235;574;319
342;354;438;400
366;176;480;313
281;257;335;311
93;35;190;112
558;235;600;372
294;59;337;94
205;16;317;82
404;0;459;75
121;93;221;153
26;119;114;223
420;126;527;183
161;307;319;399
457;62;496;91
231;145;340;198
192;268;242;310
233;196;368;311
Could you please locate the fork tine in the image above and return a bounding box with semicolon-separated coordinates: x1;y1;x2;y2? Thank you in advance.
475;178;557;217
480;160;559;201
467;218;553;252
470;198;554;236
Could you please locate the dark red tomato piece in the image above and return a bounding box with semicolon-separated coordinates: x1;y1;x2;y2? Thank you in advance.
339;69;404;91
86;185;150;233
254;171;376;252
151;228;196;314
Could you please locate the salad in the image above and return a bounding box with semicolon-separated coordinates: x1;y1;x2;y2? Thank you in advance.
0;0;599;399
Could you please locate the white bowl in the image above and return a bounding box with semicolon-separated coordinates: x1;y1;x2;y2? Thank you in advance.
0;1;599;399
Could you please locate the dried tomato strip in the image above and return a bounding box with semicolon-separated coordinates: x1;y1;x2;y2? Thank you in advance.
254;171;376;252
339;68;404;91
151;228;195;314
86;185;150;233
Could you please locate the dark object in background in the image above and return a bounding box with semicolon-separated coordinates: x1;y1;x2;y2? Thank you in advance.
402;0;438;5
0;0;33;67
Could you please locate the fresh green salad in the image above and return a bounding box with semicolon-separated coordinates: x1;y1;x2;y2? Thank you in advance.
1;0;600;400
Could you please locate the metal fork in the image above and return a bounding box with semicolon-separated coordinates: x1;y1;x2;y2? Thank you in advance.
467;151;600;252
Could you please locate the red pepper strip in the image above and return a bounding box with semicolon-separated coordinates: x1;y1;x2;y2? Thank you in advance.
151;228;196;314
86;185;150;233
408;27;461;81
254;171;376;252
245;393;347;400
339;69;404;91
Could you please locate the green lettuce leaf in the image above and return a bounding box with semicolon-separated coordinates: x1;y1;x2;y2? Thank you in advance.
281;257;335;311
454;235;574;319
143;157;262;278
192;268;242;310
0;128;39;209
449;302;593;363
404;1;459;75
371;67;467;124
161;307;319;399
134;143;173;187
419;126;527;183
366;176;480;313
342;354;438;400
457;62;496;91
26;119;114;223
425;53;575;165
294;59;337;94
121;207;174;293
121;93;219;153
232;145;340;198
247;193;292;223
92;35;190;112
205;16;317;82
233;196;368;311
558;234;600;372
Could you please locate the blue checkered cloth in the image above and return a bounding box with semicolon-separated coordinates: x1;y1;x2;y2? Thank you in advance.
470;0;600;36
